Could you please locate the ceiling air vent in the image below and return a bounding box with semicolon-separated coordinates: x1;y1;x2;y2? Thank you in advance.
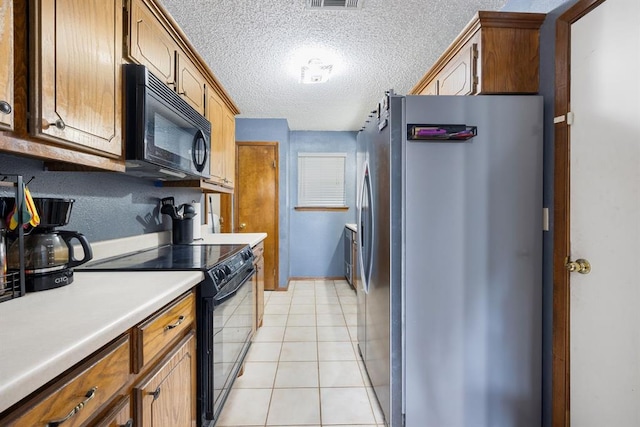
306;0;363;10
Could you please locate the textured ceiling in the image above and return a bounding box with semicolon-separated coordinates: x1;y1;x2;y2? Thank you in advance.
158;0;508;131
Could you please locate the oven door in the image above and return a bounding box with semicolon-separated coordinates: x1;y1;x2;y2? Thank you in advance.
210;268;254;421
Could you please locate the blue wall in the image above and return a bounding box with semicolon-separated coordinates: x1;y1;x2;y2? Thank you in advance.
235;118;291;287
0;154;200;243
289;131;357;278
235;120;358;283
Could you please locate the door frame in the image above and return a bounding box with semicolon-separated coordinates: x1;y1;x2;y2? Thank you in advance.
552;1;606;425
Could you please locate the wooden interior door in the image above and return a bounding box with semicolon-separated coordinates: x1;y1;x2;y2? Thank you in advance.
553;0;640;425
235;142;279;290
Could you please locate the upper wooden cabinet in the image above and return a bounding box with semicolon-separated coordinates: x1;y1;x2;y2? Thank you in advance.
222;108;236;188
437;41;478;96
0;0;13;131
127;0;206;114
30;0;124;158
206;90;236;189
128;0;177;87
176;53;206;115
411;11;546;96
207;89;226;183
126;0;239;192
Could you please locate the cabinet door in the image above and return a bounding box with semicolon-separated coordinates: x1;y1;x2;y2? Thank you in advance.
438;42;478;96
419;79;438;96
134;331;196;427
176;53;206;115
0;0;13;130
222;108;236;188
207;90;225;184
128;0;177;87
32;0;123;157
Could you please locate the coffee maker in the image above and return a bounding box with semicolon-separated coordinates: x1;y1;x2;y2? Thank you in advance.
7;198;93;292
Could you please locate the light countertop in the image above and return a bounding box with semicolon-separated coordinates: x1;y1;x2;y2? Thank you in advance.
198;232;267;247
346;223;357;232
0;230;267;414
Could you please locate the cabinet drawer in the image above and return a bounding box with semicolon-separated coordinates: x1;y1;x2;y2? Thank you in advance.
7;336;130;427
133;292;195;372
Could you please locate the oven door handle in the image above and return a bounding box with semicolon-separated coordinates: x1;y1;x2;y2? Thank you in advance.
213;267;256;305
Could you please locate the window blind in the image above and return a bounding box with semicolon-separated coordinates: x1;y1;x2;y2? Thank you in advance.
297;153;346;207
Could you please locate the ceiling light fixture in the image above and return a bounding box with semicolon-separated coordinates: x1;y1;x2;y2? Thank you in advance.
300;59;333;84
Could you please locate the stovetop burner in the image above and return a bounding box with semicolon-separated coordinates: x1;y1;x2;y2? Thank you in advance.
77;244;248;272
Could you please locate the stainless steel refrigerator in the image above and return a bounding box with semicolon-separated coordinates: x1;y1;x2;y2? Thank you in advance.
356;94;543;427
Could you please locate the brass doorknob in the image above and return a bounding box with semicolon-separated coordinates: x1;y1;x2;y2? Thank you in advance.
239;223;246;229
565;258;591;274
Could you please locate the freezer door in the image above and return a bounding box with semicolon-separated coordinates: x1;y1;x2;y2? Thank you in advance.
403;95;543;427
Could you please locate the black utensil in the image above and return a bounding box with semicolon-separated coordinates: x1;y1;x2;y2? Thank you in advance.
160;204;179;219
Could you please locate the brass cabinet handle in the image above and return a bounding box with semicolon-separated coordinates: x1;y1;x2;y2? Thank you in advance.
47;386;97;426
0;101;11;115
565;258;591;274
165;315;186;331
239;223;246;229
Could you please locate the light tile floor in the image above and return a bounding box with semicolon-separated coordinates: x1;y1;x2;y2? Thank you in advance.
216;279;386;427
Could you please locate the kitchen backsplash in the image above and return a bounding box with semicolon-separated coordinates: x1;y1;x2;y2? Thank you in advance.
0;154;203;242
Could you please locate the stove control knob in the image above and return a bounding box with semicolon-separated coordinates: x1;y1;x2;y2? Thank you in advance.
215;268;226;282
223;265;232;276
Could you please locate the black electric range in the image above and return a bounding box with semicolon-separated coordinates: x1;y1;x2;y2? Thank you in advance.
77;243;254;297
78;243;257;427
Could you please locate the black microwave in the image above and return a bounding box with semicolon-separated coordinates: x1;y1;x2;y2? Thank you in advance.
124;64;211;180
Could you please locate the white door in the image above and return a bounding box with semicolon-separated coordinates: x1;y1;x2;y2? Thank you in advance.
570;0;640;425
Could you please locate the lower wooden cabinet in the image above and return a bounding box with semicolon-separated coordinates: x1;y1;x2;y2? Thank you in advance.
134;331;197;427
0;291;197;427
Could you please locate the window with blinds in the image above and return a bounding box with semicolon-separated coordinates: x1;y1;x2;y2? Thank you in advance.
297;153;346;207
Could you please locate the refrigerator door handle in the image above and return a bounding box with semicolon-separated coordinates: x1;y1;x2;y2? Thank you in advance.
358;162;374;293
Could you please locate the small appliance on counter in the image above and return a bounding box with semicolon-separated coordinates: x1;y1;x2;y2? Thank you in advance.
160;197;196;245
7;198;93;292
